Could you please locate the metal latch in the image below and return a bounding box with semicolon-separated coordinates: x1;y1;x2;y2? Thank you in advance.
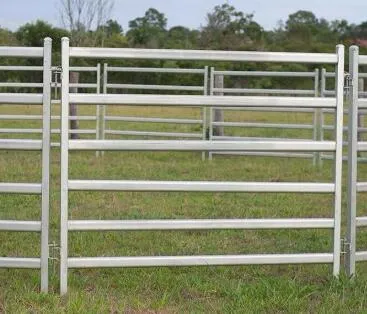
49;241;60;272
51;66;62;98
344;72;353;95
341;237;350;255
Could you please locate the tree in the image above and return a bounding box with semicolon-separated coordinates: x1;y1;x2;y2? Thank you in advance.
16;20;68;50
59;0;114;46
59;0;114;138
127;8;167;48
200;3;263;50
165;26;199;49
0;28;18;46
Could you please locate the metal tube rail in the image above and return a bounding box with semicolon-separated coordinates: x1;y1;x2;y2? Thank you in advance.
213;70;316;77
210;121;314;129
68;180;335;193
0;47;43;57
70;47;337;63
68;218;334;231
69;94;335;108
106;83;203;91
68;140;335;152
107;66;205;74
212;87;315;95
105;116;202;124
68;254;334;268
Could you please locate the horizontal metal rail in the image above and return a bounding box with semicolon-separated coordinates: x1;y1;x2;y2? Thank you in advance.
68;218;334;231
0;258;41;268
107;67;205;74
356;217;367;227
210;151;315;158
0;139;42;150
68;180;335;193
68;253;334;268
106;83;203;91
70;94;336;108
68;140;336;152
0;66;43;71
213;88;315;95
211;121;314;129
0;115;96;121
105;116;201;124
211;136;314;141
0;183;42;194
0;128;96;135
0;93;43;104
357;182;367;192
0;220;41;232
213;70;316;77
105;130;201;138
70;47;337;63
0;82;43;88
0;47;43;58
359;55;367;64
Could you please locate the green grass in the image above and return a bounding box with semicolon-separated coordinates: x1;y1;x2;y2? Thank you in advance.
1;104;367;313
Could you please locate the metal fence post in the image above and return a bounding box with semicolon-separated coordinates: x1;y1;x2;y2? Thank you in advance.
60;37;70;295
96;63;101;157
358;78;364;144
346;45;359;277
208;67;215;160
40;37;52;293
332;44;345;277
313;68;320;167
202;66;209;160
319;68;327;166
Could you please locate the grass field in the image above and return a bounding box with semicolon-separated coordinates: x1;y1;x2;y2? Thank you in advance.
1;103;367;313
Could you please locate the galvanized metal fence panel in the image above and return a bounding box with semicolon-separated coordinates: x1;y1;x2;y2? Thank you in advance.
0;38;52;292
346;46;367;276
208;68;320;164
60;38;345;295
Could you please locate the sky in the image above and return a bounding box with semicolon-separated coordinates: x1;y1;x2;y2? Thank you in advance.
0;0;366;32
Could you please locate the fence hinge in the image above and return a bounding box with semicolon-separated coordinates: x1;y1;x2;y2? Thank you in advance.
341;237;351;255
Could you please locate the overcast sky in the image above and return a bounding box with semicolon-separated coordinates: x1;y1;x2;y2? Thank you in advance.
0;0;366;32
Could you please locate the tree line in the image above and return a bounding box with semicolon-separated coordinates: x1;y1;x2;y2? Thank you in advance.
1;3;367;92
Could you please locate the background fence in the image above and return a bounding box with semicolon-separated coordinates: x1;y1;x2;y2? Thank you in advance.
208;68;321;164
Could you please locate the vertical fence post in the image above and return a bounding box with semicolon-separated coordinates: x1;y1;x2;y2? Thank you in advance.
60;37;70;295
69;72;79;139
40;37;52;293
332;44;345;277
213;74;224;136
358;78;364;144
202;66;208;161
209;67;215;160
101;63;107;156
313;68;320;167
319;68;327;165
96;63;102;157
346;45;359;277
